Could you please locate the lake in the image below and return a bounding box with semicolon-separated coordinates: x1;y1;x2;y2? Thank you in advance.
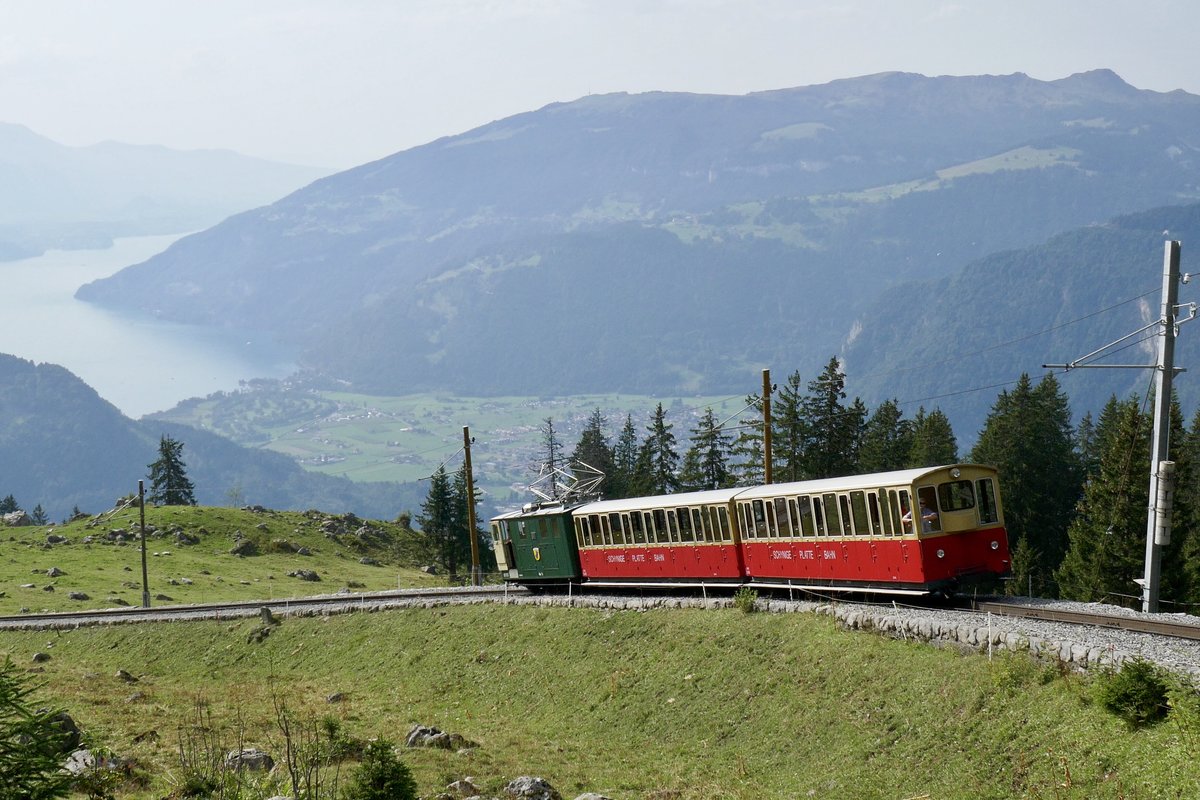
0;234;295;417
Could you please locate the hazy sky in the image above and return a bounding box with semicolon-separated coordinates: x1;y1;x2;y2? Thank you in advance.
3;0;1199;170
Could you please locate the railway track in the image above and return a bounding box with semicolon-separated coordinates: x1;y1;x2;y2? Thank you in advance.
0;585;519;630
971;599;1200;642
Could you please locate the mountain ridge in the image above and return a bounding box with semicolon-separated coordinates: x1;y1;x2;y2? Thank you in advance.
74;70;1200;405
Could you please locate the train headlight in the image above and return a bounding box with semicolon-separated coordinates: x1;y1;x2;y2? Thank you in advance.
950;468;961;478
991;540;999;550
936;549;945;559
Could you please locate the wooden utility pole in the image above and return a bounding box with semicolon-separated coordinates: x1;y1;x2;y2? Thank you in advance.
463;426;481;586
138;480;150;608
762;368;773;485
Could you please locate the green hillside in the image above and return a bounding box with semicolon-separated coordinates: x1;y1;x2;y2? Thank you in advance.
1;604;1197;799
0;504;438;615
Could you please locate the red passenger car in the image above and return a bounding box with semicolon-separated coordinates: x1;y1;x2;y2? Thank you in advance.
566;464;1009;595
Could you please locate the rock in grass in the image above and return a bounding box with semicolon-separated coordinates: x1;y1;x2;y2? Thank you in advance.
504;776;563;800
288;569;320;582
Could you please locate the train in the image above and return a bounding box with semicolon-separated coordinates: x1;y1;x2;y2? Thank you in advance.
490;464;1011;596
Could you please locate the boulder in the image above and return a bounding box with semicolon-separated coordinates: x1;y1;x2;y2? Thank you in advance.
288;569;321;582
224;748;274;772
46;534;67;544
39;710;82;754
405;724;477;750
230;538;259;557
504;777;563;800
3;511;32;527
68;592;90;601
46;567;65;577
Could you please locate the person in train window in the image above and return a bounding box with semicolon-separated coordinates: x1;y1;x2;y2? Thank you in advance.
902;499;938;533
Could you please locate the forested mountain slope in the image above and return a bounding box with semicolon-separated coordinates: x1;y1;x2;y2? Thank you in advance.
844;203;1200;439
77;70;1200;397
0;354;420;521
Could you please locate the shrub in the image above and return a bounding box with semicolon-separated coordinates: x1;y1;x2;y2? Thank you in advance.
342;739;417;800
0;658;74;799
1096;658;1169;729
733;587;759;614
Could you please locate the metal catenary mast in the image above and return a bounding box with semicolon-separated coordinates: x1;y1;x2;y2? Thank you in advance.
1044;241;1194;612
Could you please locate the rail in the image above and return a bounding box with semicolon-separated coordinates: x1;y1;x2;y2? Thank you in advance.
0;586;519;630
972;600;1200;642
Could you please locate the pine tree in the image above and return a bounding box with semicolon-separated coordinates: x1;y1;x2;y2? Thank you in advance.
908;407;957;468
634;403;680;496
0;495;17;514
679;407;732;491
1076;411;1101;479
772;371;807;483
29;505;47;525
418;466;460;578
0;659;74;799
971;374;1081;597
729;394;765;486
571;409;617;498
538;417;564;498
799;357;864;479
610;414;640;499
858;399;913;473
147;435;196;506
1056;397;1150;603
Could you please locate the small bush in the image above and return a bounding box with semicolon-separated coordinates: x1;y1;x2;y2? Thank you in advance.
733;587;758;614
342;739;417;800
1096;659;1169;729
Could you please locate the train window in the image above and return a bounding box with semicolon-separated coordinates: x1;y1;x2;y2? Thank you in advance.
895;490;911;534
837;495;854;535
626;512;644;545
849;491;869;535
787;498;800;536
737;503;750;538
866;492;883;536
718;506;731;541
774;498;792;537
652;513;672;544
605;513;619;545
797;496;815;536
672;513;691;544
976;478;999;524
938;480;976;512
877;490;894;535
677;509;693;542
751;500;768;538
915;486;942;533
692;508;707;542
764;499;778;537
517;520;527;539
811;496;826;535
822;494;841;536
574;517;586;547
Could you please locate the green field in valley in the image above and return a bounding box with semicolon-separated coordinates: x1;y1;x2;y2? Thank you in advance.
149;387;752;508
